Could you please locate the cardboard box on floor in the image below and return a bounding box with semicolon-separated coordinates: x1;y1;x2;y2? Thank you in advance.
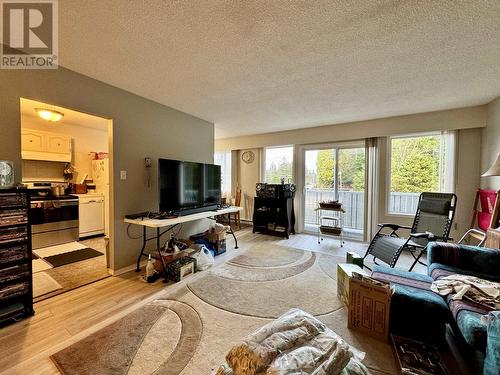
337;263;368;305
347;274;392;342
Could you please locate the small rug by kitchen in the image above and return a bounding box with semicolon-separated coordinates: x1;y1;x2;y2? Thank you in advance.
33;271;62;298
43;248;103;267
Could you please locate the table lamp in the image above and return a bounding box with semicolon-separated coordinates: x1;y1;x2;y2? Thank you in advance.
482;154;500;177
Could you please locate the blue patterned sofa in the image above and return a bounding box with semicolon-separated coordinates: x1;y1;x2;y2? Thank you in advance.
371;242;500;373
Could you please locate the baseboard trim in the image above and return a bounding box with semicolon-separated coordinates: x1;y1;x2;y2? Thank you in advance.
110;260;147;276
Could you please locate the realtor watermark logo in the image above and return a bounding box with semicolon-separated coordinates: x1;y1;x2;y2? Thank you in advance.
1;0;58;69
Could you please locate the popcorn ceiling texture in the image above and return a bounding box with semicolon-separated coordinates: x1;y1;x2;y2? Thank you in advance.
59;1;500;138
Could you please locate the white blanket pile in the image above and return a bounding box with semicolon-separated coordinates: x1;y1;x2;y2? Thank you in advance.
217;308;370;375
431;274;500;310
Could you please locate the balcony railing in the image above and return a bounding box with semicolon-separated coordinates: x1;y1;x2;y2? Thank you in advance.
304;189;420;232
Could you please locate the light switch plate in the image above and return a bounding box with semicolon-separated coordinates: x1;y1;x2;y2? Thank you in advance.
120;170;127;180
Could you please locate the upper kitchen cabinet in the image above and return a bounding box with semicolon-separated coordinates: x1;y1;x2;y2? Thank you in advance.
21;130;44;151
21;129;72;162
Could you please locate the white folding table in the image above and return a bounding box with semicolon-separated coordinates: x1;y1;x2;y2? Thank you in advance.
124;206;242;281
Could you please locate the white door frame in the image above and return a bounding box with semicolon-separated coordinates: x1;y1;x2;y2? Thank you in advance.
295;141;365;234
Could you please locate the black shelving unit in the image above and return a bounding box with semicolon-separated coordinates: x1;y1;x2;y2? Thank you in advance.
0;188;34;326
252;196;295;239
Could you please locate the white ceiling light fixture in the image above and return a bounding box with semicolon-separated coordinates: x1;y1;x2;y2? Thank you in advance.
35;108;64;122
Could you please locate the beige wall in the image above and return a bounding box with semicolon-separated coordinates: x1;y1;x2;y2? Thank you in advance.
218;106;486;241
21;115;108;183
234;149;261;220
0;68;214;271
481;97;500;190
216;106;486;151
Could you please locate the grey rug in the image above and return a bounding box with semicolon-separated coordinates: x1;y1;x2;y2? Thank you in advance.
44;248;103;267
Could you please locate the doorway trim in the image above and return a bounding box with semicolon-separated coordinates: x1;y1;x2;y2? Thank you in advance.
296;140;367;238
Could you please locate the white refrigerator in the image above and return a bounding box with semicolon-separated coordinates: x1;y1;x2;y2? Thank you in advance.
92;159;110;236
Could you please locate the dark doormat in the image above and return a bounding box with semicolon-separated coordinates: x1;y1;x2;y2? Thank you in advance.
44;248;103;267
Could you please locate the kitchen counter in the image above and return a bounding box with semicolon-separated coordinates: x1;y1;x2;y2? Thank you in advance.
73;193;104;198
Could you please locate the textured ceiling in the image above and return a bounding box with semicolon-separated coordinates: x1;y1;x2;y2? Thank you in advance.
58;1;500;139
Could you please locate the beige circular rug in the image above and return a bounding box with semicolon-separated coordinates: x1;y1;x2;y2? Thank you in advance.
227;242;305;267
318;253;346;280
187;257;342;318
213;251;316;282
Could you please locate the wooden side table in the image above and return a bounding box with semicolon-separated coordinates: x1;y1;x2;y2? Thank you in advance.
485;228;500;250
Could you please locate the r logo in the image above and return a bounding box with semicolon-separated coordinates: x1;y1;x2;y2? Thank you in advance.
1;0;58;69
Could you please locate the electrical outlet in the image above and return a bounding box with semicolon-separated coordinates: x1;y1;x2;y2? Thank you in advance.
120;170;127;180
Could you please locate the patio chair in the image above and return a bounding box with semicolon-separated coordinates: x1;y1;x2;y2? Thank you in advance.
363;192;457;272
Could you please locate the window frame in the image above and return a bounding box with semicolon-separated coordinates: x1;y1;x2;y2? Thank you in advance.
214;150;232;197
262;145;295;184
386;131;456;217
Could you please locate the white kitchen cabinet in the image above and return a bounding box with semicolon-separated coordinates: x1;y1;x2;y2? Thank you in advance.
47;134;71;154
21;130;45;151
78;195;105;238
21;129;72;162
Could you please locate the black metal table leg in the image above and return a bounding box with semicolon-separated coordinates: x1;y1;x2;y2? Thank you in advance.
229;225;239;249
136;226;147;272
156;227;168;283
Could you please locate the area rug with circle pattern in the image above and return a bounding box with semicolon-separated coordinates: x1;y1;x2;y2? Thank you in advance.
50;242;397;374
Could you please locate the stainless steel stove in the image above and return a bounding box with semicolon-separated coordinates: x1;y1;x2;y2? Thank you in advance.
25;182;79;249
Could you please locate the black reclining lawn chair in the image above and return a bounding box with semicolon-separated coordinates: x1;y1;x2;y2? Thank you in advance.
363;192;457;271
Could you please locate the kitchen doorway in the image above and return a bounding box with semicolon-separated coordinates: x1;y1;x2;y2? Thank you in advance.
301;142;366;241
20;98;113;301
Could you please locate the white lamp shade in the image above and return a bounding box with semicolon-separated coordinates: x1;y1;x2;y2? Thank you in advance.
482;154;500;177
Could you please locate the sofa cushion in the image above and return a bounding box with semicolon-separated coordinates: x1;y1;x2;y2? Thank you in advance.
455;309;487;352
427;243;500;281
428;265;493;353
371;265;450;344
429;262;500;282
484;312;500;375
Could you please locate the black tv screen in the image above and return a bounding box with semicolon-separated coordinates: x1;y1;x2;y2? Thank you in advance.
159;158;221;214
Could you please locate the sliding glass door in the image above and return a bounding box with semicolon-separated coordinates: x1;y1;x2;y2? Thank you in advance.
303;144;365;241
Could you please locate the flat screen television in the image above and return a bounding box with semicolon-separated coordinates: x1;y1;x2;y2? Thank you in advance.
159;158;221;215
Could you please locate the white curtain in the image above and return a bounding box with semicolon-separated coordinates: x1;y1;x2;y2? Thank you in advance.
214;151;232;198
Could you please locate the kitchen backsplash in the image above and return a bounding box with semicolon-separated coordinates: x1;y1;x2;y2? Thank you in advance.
22;160;66;182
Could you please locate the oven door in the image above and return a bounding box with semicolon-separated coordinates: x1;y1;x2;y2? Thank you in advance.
30;199;80;249
30;199;79;226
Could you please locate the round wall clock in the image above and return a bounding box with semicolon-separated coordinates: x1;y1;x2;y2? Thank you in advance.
241;150;255;164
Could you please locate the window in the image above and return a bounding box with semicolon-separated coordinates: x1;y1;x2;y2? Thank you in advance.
214;151;231;197
388;132;455;215
264;146;294;183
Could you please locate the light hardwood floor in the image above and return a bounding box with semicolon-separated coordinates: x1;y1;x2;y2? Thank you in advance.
0;228;423;374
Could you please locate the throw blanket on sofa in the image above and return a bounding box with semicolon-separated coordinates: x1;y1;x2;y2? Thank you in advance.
217;308;369;375
431;274;500;310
